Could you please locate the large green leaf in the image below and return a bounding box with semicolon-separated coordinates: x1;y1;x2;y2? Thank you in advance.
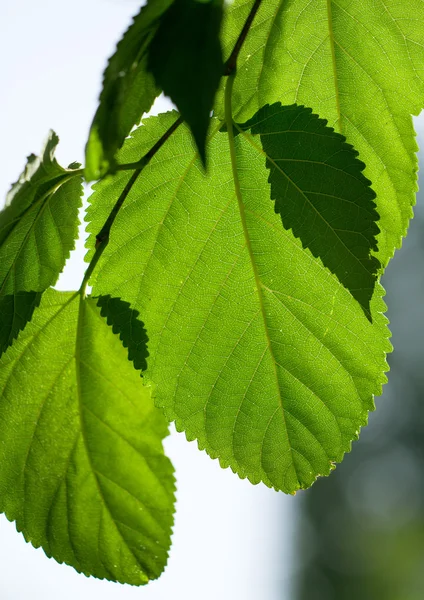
0;288;175;584
239;103;380;318
86;113;390;493
0;132;82;354
85;0;173;181
147;0;224;163
216;0;424;267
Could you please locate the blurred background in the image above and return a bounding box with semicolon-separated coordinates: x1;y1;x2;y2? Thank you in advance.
0;1;423;599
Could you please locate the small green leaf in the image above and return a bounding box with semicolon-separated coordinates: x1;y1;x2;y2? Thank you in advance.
87;113;390;493
0;132;82;355
240;103;380;318
0;288;175;584
85;0;174;181
147;0;224;164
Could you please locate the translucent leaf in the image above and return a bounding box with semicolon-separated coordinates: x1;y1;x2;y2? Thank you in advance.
147;0;224;163
0;132;82;355
85;0;174;181
239;103;380;318
0;288;175;584
216;0;424;267
86;113;390;493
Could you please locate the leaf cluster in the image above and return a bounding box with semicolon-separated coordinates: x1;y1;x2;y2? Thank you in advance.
1;0;423;587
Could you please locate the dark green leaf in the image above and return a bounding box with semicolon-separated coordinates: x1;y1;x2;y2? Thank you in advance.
0;288;175;584
148;0;224;164
0;132;82;355
240;103;380;318
85;0;174;181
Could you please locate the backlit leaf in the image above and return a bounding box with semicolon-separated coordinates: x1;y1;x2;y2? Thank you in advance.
0;132;82;355
85;0;173;180
0;288;175;584
86;113;390;493
216;0;424;267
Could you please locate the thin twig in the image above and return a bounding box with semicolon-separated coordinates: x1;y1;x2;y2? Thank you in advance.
80;115;183;291
224;0;263;76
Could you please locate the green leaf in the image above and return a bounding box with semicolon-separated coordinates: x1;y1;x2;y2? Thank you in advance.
216;0;424;267
0;288;175;584
86;113;390;493
0;132;82;355
239;103;380;318
85;0;174;181
147;0;224;164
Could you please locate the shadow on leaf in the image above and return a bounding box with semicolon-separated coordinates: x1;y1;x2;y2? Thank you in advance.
0;291;42;357
96;295;149;372
239;103;381;321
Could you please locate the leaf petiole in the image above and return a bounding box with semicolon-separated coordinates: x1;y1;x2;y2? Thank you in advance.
224;0;262;75
79;115;183;296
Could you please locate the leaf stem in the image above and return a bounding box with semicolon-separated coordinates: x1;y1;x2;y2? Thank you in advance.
115;115;183;172
79;115;183;296
224;0;262;76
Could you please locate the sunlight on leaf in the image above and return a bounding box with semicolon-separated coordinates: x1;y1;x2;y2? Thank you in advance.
86;113;391;493
85;0;173;180
216;0;424;268
0;289;175;584
0;132;82;356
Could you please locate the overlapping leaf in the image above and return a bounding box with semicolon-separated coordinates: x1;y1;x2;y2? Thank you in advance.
239;102;380;318
0;288;175;584
86;113;390;493
0;132;82;354
85;0;173;180
148;0;224;163
216;0;424;267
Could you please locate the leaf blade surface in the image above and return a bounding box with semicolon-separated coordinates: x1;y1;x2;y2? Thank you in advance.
0;289;175;584
87;113;390;492
0;132;82;354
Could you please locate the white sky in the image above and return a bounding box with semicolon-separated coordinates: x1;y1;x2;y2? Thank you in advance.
0;2;296;599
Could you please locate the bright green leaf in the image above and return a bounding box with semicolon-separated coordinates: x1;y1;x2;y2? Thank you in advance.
239;103;380;318
0;288;175;584
147;0;224;164
0;132;82;355
216;0;424;267
86;113;390;493
85;0;174;181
